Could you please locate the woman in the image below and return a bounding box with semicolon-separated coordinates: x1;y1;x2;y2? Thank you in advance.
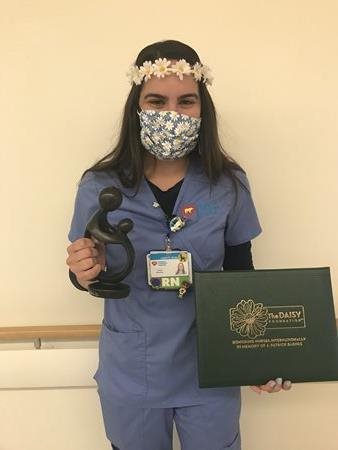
66;40;291;450
176;262;186;275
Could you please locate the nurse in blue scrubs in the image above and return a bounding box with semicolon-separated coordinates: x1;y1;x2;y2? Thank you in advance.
66;40;291;450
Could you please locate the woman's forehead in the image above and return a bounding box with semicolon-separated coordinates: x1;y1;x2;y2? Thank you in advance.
140;74;199;97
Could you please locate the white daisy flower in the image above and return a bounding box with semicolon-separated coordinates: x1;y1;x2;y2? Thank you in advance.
139;61;154;82
155;118;165;129
201;65;213;85
126;65;143;85
192;62;203;82
165;121;174;131
175;122;190;135
153;58;171;78
140;113;149;124
159;129;171;140
171;59;192;81
173;138;182;149
162;141;172;152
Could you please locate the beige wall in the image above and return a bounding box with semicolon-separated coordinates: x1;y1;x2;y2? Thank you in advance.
1;1;338;449
1;0;337;325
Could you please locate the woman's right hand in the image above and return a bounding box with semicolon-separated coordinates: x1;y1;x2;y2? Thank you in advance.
66;238;106;290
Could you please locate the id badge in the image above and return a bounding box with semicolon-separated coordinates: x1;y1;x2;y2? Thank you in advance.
146;250;193;290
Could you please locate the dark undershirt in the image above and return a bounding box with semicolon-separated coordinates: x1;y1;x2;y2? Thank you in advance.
69;177;254;291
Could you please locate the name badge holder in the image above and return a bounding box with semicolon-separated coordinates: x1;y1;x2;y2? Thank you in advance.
146;215;193;299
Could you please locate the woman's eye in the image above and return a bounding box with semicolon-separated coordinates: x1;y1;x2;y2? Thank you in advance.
149;100;164;107
180;99;195;106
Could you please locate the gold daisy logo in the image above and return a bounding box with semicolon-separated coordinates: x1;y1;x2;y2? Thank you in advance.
230;299;269;339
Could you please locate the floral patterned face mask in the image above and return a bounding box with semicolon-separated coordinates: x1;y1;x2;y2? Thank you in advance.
138;110;201;160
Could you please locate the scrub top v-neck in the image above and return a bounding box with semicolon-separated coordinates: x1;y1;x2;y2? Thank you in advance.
146;178;184;218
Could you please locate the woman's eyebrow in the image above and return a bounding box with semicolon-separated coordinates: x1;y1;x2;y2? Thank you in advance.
178;93;199;100
144;93;167;100
143;93;199;100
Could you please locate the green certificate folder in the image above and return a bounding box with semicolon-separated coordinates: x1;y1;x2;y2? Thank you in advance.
194;267;338;387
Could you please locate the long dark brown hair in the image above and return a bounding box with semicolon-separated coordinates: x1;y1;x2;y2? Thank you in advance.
83;40;243;189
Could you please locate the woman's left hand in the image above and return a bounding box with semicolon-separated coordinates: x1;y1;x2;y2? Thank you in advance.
250;378;292;394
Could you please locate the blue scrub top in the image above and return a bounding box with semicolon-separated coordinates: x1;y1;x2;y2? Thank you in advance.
68;154;262;407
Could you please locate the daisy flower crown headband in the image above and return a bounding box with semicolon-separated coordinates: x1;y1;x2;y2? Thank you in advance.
127;58;213;86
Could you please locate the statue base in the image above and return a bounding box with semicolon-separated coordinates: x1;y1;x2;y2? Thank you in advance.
88;281;130;299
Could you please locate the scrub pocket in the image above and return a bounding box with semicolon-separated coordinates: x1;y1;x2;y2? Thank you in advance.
94;321;147;399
